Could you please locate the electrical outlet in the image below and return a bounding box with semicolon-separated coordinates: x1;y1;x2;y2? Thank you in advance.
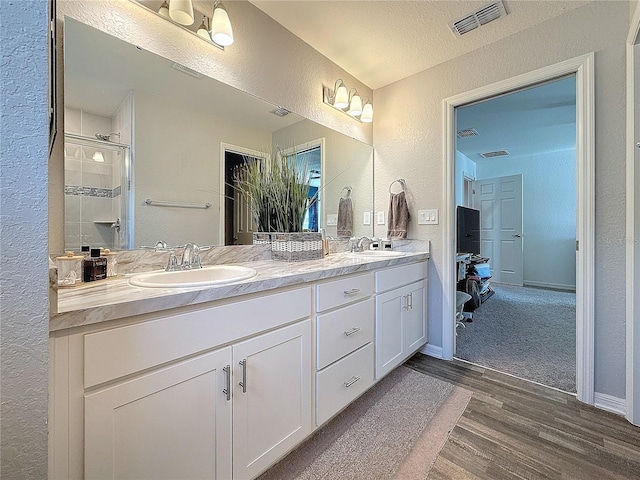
326;214;338;226
363;211;371;225
418;209;439;225
377;211;385;225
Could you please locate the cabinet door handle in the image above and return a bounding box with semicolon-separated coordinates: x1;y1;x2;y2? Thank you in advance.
223;365;231;401
402;294;408;311
344;327;361;337
239;359;247;393
408;292;413;310
343;288;360;295
344;375;361;388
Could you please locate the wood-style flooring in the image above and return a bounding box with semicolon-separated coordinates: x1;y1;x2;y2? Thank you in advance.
406;353;640;480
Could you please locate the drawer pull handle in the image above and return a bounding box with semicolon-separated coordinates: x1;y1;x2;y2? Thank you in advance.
239;359;247;393
344;376;361;388
344;327;361;337
223;365;231;401
343;288;361;295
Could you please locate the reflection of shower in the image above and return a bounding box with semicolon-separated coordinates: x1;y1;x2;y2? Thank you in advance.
95;132;121;142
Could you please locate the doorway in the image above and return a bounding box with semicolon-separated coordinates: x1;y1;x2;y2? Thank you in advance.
220;143;269;246
453;77;577;392
443;54;595;404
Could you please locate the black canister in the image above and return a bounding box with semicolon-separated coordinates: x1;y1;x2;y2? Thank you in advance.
83;248;107;282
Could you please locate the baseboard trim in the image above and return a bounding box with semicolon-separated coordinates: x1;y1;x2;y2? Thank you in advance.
594;392;626;416
421;344;443;359
523;280;576;291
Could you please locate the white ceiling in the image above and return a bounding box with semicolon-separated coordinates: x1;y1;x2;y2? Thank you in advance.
248;0;591;90
455;75;576;162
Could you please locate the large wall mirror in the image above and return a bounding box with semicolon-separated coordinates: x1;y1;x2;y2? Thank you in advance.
63;17;374;252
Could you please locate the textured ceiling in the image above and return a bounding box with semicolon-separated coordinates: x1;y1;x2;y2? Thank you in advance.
249;0;591;89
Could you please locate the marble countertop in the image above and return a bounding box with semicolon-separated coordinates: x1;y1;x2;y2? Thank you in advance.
51;251;430;332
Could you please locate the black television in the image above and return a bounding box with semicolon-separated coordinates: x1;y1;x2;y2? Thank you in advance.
456;206;481;255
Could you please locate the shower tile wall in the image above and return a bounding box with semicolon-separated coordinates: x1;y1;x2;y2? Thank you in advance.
64;107;120;251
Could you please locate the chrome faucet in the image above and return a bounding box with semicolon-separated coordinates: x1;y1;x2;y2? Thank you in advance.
349;236;371;252
180;243;202;270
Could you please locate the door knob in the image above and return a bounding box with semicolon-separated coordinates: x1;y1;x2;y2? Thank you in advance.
636;141;640;148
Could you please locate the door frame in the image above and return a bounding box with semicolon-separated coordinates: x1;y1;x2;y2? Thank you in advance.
442;53;595;404
219;143;269;246
626;0;640;425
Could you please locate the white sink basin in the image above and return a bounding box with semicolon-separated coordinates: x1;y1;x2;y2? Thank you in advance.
348;250;405;258
129;265;258;288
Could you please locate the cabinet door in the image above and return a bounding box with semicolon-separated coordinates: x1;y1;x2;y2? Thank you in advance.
233;320;312;480
375;288;405;380
85;347;232;480
404;280;427;353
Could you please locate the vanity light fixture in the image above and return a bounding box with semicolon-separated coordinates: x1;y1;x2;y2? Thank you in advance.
169;0;195;26
211;1;234;46
158;0;170;18
323;79;373;123
196;15;210;40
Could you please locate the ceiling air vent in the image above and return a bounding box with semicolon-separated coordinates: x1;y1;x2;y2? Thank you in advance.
457;128;479;138
449;1;508;37
480;150;510;158
270;107;291;117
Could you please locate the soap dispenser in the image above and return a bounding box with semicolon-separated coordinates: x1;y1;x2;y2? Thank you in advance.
83;248;107;282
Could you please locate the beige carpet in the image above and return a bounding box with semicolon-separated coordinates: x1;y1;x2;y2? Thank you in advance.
259;365;472;480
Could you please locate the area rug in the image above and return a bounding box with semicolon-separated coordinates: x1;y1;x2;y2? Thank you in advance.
455;283;576;392
258;365;472;480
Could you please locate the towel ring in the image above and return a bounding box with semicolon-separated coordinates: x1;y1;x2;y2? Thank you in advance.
341;186;352;198
389;179;406;194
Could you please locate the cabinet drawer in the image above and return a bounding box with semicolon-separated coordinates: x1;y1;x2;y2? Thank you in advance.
317;298;374;369
84;287;311;388
316;273;374;312
316;343;374;426
375;262;427;293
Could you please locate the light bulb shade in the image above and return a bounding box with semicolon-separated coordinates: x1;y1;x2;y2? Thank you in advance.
158;1;170;18
361;102;373;123
169;0;194;25
93;151;105;163
211;4;234;46
334;85;349;109
349;94;363;116
197;18;210;40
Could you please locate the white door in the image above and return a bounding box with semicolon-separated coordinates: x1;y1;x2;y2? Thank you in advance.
375;288;404;380
404;280;427;353
473;174;524;285
84;348;232;480
232;320;312;479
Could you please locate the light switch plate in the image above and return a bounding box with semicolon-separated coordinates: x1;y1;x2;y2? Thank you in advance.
377;211;385;225
418;209;439;225
363;211;371;225
326;214;338;226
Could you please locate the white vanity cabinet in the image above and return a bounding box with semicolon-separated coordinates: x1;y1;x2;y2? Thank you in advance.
375;262;428;380
52;287;311;480
315;273;375;426
85;347;233;480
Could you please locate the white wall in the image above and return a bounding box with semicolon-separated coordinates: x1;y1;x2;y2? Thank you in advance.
373;1;629;399
133;90;271;247
455;150;476;206
0;0;49;476
476;149;577;290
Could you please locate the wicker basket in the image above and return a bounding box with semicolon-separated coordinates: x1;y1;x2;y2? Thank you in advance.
254;232;322;262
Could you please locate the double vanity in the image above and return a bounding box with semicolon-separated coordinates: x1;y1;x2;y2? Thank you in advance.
49;249;430;479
